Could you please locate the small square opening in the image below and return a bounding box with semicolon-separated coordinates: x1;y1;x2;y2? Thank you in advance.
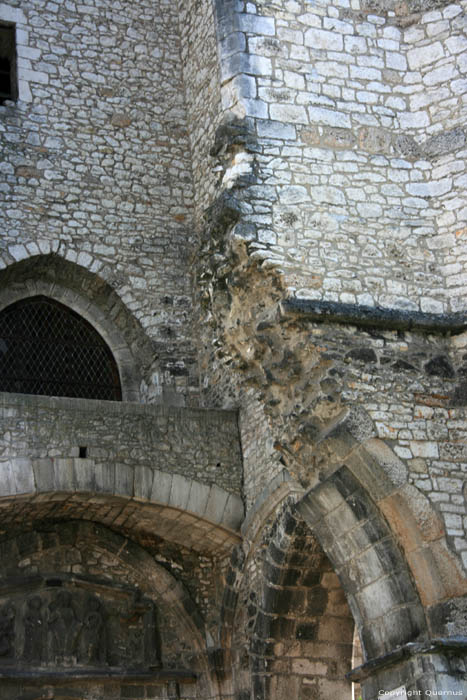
79;446;88;459
0;24;17;103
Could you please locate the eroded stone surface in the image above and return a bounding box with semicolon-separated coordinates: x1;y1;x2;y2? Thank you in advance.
0;0;466;698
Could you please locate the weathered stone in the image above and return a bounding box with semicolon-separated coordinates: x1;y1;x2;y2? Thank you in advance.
0;0;466;698
424;355;456;378
110;113;132;128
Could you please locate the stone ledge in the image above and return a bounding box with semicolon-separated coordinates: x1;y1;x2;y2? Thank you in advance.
0;390;238;421
347;636;467;682
0;668;197;684
281;298;467;334
0;459;245;532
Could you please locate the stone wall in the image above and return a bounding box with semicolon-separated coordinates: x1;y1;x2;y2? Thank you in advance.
179;0;223;224
0;1;466;698
0;391;243;496
0;0;198;399
238;389;285;510
213;0;467;312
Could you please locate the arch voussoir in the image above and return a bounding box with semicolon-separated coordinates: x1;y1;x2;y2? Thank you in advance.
0;455;243;556
297;466;428;660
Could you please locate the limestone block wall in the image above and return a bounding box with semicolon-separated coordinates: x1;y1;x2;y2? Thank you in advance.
200;0;467;576
216;0;467;312
0;392;243;496
238;388;286;510
179;0;224;223
0;0;198;396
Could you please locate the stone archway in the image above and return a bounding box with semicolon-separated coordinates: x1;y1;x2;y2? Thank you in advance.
0;253;154;401
297;460;467;699
221;498;355;700
220;449;467;700
298;466;428;661
295;423;467;638
0;520;218;700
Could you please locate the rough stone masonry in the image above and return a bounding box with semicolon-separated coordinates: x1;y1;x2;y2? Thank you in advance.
0;0;466;699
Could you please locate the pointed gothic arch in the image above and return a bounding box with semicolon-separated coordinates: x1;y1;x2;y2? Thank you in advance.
0;295;122;401
0;254;153;401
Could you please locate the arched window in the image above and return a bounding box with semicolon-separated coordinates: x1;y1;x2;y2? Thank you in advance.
0;296;122;400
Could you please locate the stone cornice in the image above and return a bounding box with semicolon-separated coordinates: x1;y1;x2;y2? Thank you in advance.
347;637;467;682
282;298;467;335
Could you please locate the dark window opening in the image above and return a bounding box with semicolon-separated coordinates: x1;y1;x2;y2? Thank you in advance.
0;296;122;401
0;24;17;103
45;579;63;587
79;446;88;458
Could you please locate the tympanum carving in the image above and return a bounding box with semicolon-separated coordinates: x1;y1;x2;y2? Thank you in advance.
0;579;162;671
48;590;80;661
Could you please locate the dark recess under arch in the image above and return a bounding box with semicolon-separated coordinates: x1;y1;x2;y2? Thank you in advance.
0;295;122;400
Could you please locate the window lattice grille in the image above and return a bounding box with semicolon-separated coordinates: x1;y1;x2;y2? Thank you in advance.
0;296;122;400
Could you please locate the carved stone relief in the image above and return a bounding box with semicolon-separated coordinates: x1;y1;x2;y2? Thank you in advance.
0;579;162;670
0;603;15;660
23;596;44;664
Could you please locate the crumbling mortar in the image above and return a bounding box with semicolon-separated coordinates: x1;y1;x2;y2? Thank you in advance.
197;168;467;570
198;208;466;492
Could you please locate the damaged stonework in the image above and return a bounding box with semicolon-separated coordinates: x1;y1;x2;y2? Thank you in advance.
197;108;467;610
0;0;466;697
344;0;461;28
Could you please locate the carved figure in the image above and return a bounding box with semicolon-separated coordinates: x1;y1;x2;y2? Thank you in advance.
23;596;44;664
78;596;107;665
0;586;162;671
0;602;15;659
131;591;162;667
128;625;144;664
48;590;79;660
